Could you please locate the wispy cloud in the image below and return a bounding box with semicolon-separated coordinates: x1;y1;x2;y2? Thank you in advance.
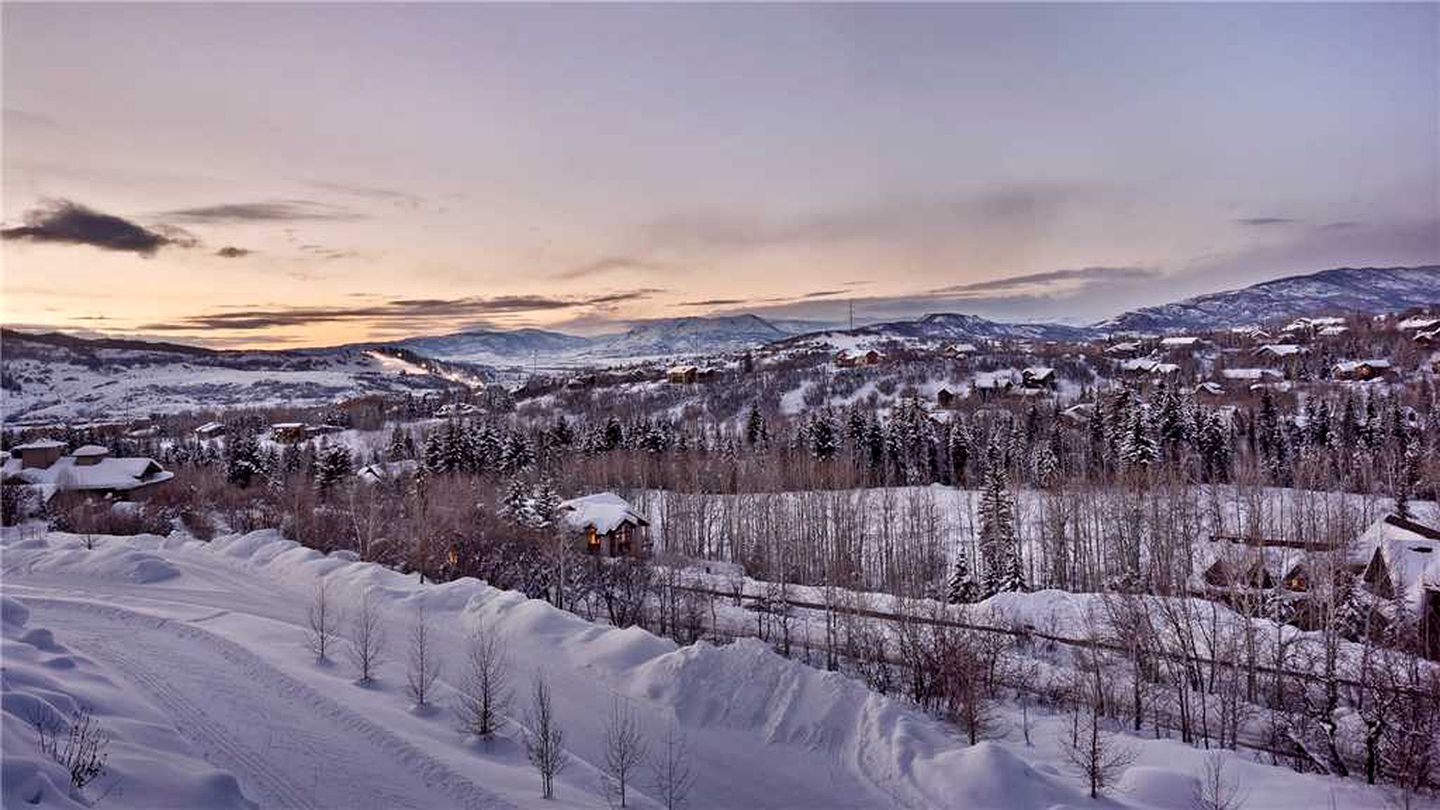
929;266;1156;296
140;289;663;332
159;199;363;224
2;199;193;256
215;246;251;258
1234;217;1298;226
552;255;668;280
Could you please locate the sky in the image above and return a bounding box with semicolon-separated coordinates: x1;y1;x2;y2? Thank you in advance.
3;3;1436;348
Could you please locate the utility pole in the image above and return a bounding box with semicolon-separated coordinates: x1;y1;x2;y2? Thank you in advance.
849;299;854;331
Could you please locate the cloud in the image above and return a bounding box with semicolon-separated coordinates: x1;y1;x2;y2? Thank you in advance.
2;199;191;256
679;298;748;307
1234;217;1298;226
648;184;1090;251
140;289;663;332
215;246;251;258
552;255;668;280
159;199;363;224
929;266;1157;296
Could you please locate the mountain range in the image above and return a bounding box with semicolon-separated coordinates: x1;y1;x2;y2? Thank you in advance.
3;264;1436;421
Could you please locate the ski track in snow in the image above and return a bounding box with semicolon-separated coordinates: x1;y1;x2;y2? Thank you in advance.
22;596;514;810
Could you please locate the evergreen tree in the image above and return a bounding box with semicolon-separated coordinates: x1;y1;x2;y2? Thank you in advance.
745;405;769;447
947;549;981;604
977;437;1017;594
224;428;263;488
314;441;353;497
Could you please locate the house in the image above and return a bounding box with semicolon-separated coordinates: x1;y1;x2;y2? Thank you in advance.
1397;316;1440;332
1194;382;1225;398
558;492;649;557
1160;336;1206;353
1149;362;1181;377
1354;514;1440;655
9;439;67;469
1254;344;1305;361
194;421;226;439
435;402;484;419
270;423;308;443
1414;329;1440;347
1104;341;1143;359
1021;366;1056;390
936;388;956;408
1119;358;1160;375
972;370;1017;399
835;349;883;368
2;446;174;500
941;342;978;358
1317;325;1349;338
1332;359;1393;382
666;365;699;384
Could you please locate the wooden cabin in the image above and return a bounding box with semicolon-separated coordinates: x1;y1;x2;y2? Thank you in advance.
558;493;650;557
666;365;699;384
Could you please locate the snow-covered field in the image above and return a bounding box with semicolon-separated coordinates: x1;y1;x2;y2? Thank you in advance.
2;526;1416;809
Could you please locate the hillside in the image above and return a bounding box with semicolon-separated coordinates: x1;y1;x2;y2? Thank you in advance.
0;331;483;423
1096;265;1440;334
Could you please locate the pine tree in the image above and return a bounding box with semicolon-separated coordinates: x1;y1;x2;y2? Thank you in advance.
948;549;981;604
224;428;263;488
745;405;769;448
314;441;353;497
977;437;1017;594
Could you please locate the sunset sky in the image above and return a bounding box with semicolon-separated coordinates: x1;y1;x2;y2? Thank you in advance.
3;3;1436;348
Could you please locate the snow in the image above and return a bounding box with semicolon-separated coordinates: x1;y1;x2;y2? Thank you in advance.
557;492;648;534
1;525;1418;809
9;456;174;493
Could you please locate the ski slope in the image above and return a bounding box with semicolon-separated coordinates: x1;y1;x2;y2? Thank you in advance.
1;527;1415;809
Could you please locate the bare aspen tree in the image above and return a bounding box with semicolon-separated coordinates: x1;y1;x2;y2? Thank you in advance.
649;721;694;810
406;602;442;707
524;674;567;799
307;577;343;663
347;586;386;684
602;696;649;808
455;624;510;742
1195;752;1248;810
1062;709;1136;799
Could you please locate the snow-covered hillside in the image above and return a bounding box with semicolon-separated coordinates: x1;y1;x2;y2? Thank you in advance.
1;527;1409;809
774;312;1092;354
1;332;480;423
1097;265;1440;334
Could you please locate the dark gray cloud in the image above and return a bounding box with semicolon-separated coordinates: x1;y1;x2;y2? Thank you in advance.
140;289;663;332
929;266;1156;296
215;246;251;258
160;199;363;224
1235;217;1298;226
2;199;191;255
679;298;748;307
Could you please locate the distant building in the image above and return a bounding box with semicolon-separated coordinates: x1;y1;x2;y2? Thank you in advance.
835;349;883;368
666;365;699;384
1332;359;1393;382
270;423;308;444
558;492;649;557
1021;366;1056;390
2;445;173;500
194;421;226;439
9;439;67;470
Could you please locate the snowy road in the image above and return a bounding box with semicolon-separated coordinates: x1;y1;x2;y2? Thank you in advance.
21;596;512;810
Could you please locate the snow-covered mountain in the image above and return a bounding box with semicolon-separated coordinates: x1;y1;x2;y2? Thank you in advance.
1;330;482;423
772;312;1093;353
393;327;591;364
393;314;794;364
1095;265;1440;334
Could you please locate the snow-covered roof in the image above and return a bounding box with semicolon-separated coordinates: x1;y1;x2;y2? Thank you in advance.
558;493;648;534
1160;336;1201;347
1022;366;1054;381
195;421;224;433
71;445;109;457
1317;325;1348;337
1334;359;1392;374
1220;367;1281;381
12;439;66;451
271;422;305;430
1255;344;1303;357
1194;382;1224;395
1357;515;1440;608
1104;341;1141;353
9;456;173;493
1398;316;1440;331
1119;358;1157;373
1150;362;1180;375
667;365;699;374
972;370;1017;389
